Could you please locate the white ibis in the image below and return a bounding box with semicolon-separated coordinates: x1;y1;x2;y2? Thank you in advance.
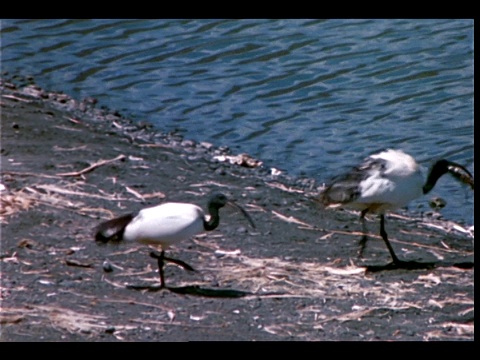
95;193;255;288
319;149;474;269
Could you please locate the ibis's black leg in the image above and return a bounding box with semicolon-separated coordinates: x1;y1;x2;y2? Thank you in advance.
150;250;166;288
365;215;436;272
126;251;195;291
379;214;401;264
149;250;195;289
357;209;369;258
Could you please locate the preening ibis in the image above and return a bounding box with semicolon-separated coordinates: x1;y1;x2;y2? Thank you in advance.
320;149;474;269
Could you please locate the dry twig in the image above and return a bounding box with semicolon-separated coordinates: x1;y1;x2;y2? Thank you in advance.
56;154;126;177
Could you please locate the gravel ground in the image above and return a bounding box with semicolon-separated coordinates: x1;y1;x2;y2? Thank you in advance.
0;77;474;341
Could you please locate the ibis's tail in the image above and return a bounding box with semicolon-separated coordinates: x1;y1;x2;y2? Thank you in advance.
94;213;134;243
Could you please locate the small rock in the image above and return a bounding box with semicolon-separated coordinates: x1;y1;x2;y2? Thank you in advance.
105;326;116;334
200;142;214;150
429;196;446;210
181;139;196;147
102;261;113;273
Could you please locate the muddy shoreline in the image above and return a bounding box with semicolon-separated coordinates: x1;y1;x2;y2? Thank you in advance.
0;76;474;341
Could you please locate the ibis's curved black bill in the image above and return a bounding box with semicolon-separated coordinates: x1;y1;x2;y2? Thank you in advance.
227;201;256;229
446;161;474;190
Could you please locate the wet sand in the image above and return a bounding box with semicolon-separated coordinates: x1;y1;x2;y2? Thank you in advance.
0;76;474;341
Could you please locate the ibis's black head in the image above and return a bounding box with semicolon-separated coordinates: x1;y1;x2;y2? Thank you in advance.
423;159;474;194
204;192;256;231
208;192;229;209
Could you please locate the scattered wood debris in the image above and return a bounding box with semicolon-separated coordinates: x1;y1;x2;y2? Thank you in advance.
213;153;263;168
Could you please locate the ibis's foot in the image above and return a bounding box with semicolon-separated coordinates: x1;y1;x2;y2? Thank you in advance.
357;235;368;258
149;251;195;271
366;259;436;272
149;250;163;259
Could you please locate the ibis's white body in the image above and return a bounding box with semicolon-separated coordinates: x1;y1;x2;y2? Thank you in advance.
123;202;205;249
326;149;425;213
95;192;256;288
355;149;423;212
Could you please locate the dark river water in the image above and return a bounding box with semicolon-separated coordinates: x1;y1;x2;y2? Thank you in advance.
1;19;474;226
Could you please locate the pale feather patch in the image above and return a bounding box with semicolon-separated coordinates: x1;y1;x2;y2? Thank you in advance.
370;149;420;176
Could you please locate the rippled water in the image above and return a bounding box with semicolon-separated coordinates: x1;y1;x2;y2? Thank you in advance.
1;19;474;225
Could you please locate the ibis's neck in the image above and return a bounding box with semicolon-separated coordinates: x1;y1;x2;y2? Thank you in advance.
423;160;449;194
203;206;220;231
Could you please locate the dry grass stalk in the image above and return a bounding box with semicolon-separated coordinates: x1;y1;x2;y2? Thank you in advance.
56;154;126;177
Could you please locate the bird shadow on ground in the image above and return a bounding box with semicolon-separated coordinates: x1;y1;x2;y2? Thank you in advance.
126;284;251;298
365;260;474;273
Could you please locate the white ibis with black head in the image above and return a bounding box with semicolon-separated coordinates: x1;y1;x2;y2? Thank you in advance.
319;149;474;269
95;192;255;288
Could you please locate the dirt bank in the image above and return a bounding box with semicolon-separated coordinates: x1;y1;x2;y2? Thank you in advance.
0;76;474;341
